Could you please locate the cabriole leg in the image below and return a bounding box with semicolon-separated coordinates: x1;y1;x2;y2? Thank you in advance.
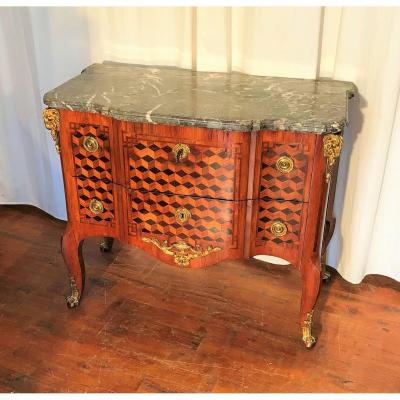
300;260;321;348
61;225;85;308
100;237;114;253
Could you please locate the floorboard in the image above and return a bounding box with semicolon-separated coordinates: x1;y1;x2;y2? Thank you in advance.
0;205;399;393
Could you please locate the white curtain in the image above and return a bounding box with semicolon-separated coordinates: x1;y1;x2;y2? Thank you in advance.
1;6;399;284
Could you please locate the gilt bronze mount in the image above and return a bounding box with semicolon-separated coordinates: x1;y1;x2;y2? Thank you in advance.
66;276;80;308
302;310;316;348
172;143;190;162
142;237;221;267
323;134;343;183
43;108;60;153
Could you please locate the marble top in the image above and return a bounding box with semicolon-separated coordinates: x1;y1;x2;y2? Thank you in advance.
43;61;356;133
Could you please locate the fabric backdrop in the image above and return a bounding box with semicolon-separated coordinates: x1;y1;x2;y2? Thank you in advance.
1;6;399;284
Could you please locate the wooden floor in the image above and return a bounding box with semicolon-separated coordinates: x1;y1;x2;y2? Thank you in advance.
0;205;399;393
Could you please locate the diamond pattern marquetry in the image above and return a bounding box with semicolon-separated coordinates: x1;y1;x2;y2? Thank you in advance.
77;178;115;226
128;191;235;247
260;143;308;202
70;122;113;182
128;140;236;199
256;199;302;244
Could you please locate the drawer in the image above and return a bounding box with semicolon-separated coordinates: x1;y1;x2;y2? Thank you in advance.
127;139;237;199
120;122;250;201
255;131;316;202
256;198;304;244
250;197;308;265
70;121;113;181
127;190;237;248
76;177;115;227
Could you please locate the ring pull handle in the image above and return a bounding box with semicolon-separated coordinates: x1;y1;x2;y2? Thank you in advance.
89;199;104;215
172;143;190;162
83;136;99;153
270;221;288;237
275;156;294;174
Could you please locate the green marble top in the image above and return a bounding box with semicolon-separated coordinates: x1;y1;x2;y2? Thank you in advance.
43;61;356;133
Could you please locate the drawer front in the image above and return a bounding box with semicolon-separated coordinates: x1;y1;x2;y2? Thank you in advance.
127;191;237;248
121;122;249;201
76;177;115;227
255;131;316;202
70;121;113;181
250;197;308;265
256;198;303;245
127;140;236;199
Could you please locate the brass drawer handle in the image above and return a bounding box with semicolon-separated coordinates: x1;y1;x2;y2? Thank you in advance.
172;143;190;162
89;199;104;214
175;207;191;224
83;136;99;153
270;221;288;237
276;156;294;173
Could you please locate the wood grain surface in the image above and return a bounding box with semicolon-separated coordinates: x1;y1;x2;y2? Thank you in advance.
0;205;399;393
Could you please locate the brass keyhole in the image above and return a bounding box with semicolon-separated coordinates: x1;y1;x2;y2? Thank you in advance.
172;143;190;162
175;207;191;224
176;148;184;161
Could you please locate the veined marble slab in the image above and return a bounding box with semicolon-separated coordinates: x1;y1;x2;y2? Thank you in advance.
43;61;356;133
